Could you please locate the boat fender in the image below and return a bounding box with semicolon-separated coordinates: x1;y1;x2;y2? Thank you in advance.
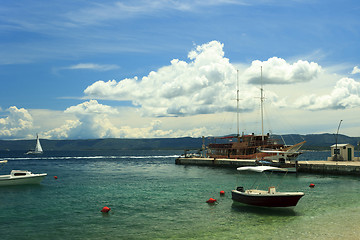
220;190;225;195
101;206;111;213
309;183;315;188
206;198;217;204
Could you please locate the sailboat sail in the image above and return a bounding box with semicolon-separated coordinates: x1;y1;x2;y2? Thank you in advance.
34;135;43;153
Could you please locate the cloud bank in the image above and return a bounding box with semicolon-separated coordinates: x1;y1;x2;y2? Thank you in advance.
295;77;360;110
84;41;323;118
66;63;120;71
352;66;360;75
1;41;359;139
0;106;33;139
40;100;204;139
244;57;322;85
44;100;121;139
84;41;239;117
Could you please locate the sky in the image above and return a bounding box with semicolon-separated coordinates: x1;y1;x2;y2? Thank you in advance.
0;0;360;140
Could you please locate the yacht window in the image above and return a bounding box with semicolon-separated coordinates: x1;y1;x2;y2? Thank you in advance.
14;173;26;176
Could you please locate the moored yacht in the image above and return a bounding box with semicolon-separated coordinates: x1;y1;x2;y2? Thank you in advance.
0;161;47;186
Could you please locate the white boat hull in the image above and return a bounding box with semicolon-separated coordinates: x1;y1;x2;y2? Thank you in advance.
25;151;43;155
0;170;47;186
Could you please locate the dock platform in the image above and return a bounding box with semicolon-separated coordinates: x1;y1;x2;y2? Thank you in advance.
175;157;360;176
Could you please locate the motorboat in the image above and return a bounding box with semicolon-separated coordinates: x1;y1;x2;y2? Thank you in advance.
231;166;304;207
0;167;47;186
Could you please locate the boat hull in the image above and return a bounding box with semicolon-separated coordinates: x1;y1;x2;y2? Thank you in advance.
0;174;47;186
231;190;304;207
25;151;43;155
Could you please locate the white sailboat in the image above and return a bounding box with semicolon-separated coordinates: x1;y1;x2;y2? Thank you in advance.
26;134;43;155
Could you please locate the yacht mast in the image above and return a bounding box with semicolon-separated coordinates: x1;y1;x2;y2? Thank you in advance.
260;66;264;142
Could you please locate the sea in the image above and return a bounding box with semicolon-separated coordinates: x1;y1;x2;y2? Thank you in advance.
1;150;360;240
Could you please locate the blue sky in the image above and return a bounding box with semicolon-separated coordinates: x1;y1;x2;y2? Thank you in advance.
1;0;360;140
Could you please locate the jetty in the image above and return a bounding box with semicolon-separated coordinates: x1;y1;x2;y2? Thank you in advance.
176;140;360;175
175;157;360;176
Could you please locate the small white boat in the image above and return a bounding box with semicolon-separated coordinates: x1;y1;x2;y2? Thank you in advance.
0;166;47;186
26;134;43;155
232;166;304;207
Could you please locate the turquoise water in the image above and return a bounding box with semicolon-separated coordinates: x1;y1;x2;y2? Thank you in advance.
1;150;360;240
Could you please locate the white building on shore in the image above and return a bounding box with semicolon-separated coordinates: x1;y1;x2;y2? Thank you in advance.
328;143;360;161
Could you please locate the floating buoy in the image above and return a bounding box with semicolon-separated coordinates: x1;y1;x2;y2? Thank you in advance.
101;206;111;213
206;198;217;204
220;190;225;195
54;176;58;180
309;183;315;188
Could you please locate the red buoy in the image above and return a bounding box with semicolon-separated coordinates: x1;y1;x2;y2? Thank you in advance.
54;176;58;180
309;183;315;188
220;190;225;195
101;206;111;213
206;198;217;204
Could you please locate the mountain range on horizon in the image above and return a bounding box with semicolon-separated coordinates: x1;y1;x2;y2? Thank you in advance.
0;133;359;152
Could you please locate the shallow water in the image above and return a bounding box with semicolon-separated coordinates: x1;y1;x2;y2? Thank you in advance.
0;150;359;239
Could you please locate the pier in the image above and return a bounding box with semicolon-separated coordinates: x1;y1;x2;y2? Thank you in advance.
175;157;360;176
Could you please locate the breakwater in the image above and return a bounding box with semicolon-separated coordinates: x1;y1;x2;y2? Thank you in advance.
175;157;360;176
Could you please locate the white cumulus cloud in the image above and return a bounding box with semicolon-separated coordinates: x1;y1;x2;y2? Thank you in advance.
84;41;263;117
65;99;119;115
61;100;120;139
0;106;34;139
351;66;360;74
42;100;185;139
42;120;81;139
83;41;325;118
295;77;360;110
244;57;322;85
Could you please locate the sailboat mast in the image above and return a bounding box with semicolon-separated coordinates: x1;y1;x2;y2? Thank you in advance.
261;66;264;142
237;70;240;137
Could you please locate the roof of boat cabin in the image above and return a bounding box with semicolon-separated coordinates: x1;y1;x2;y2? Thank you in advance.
237;166;287;172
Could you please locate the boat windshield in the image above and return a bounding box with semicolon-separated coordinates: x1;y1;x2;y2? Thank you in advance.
14;172;27;176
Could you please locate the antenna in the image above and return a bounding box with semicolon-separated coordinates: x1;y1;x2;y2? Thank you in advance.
237;70;240;137
334;119;343;160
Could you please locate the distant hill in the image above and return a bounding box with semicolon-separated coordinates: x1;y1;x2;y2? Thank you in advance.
273;133;360;150
0;137;203;151
0;134;359;152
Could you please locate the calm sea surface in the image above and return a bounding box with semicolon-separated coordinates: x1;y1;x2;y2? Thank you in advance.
1;150;360;240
